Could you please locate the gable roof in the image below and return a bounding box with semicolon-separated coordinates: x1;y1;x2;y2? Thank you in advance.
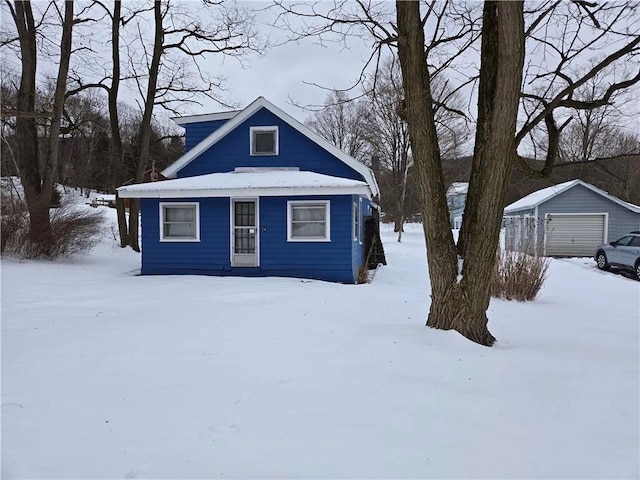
117;169;372;199
171;110;241;126
504;179;640;214
163;97;380;197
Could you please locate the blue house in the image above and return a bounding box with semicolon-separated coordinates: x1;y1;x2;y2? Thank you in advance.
117;97;384;283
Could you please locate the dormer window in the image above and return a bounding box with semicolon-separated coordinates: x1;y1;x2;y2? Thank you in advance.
250;126;278;156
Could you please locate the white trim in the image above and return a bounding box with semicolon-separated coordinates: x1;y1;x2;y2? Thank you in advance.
352;201;358;241
230;198;260;267
161;97;380;197
119;185;371;199
358;197;363;245
159;202;200;242
505;179;640;214
543;213;548;256
543;212;608;256
250;126;279;156
172;110;240;125
287;200;331;242
534;205;539;253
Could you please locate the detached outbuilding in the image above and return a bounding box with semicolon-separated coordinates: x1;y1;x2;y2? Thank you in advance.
504;179;640;257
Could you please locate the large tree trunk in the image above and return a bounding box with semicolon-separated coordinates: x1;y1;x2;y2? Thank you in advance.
396;1;524;346
12;1;44;245
454;1;525;344
13;1;73;252
110;0;129;248
42;0;74;198
127;0;163;253
396;0;460;327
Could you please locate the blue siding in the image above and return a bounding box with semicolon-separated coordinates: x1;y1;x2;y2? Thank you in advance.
178;107;366;183
141;194;361;283
141;197;231;273
184;119;229;152
351;195;369;280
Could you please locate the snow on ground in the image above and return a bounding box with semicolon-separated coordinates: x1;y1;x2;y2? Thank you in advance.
2;212;639;479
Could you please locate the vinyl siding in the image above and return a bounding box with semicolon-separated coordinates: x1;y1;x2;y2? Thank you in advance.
504;184;640;256
141;195;359;283
183;120;229;152
539;184;639;243
351;196;369;280
177;107;367;184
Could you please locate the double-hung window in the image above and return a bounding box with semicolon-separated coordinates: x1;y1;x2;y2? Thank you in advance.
160;202;200;242
250;126;278;155
287;200;330;242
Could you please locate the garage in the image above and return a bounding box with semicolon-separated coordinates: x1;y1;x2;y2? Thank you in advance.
544;213;606;256
504;180;640;257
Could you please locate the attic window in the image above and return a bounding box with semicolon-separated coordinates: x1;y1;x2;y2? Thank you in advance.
250;126;278;156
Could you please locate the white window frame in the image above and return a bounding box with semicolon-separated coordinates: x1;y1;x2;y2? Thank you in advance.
250;126;279;156
358;198;363;244
159;202;200;242
353;198;362;243
353;202;358;241
287;200;330;242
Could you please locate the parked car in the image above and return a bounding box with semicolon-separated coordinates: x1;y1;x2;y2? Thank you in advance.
595;232;640;280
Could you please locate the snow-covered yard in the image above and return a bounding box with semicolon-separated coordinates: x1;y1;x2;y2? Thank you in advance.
2;213;639;479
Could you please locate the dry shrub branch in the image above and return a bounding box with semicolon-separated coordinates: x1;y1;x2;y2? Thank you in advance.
1;197;104;258
491;248;549;301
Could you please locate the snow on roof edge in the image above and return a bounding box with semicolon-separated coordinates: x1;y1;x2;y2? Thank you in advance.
117;170;372;199
504;179;640;214
161;97;380;197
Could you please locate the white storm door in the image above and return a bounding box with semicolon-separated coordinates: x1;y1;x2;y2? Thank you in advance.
232;200;258;267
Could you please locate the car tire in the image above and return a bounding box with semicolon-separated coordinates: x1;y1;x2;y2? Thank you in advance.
635;261;640;281
596;251;609;271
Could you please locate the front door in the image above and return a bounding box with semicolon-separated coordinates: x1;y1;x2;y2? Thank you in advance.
232;200;258;267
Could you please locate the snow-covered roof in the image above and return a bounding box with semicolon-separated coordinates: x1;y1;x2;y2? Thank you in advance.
504;179;640;214
164;97;380;197
93;194;116;201
171;110;241;126
446;182;468;196
117;169;372;199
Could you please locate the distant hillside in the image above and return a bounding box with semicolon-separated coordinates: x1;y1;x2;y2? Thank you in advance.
441;155;640;206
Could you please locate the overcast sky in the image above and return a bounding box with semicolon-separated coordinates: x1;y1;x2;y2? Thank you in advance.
172;3;378;120
0;1;378;122
2;1;637;143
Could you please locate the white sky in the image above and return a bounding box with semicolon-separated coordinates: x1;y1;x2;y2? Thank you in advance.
1;1;638;147
189;2;378;118
0;1;376;121
200;31;375;118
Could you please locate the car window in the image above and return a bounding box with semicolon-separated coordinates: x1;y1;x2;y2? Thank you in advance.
615;236;634;246
630;237;640;247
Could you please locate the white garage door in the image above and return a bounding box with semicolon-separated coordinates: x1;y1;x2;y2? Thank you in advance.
545;214;606;257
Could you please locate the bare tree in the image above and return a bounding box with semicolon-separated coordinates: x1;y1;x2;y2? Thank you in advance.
305;90;371;162
6;0;74;253
275;0;640;346
119;0;262;251
364;57;468;238
362;58;411;238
